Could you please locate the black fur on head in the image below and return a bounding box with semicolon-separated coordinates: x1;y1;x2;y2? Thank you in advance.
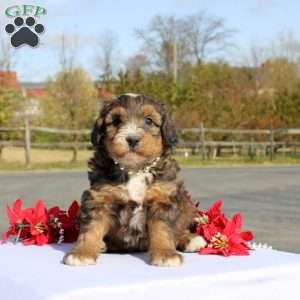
91;101;113;147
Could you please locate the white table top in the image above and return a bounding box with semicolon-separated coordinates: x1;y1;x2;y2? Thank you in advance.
0;243;300;300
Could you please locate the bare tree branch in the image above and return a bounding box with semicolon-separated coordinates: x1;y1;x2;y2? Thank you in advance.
184;12;235;63
0;37;16;71
96;30;119;81
126;53;149;74
135;15;189;75
135;11;235;75
58;33;78;72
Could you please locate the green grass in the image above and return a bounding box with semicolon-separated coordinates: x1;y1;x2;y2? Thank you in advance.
176;155;300;167
0;161;87;172
1;155;300;172
1;146;300;170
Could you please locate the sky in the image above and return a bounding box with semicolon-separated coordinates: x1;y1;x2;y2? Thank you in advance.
0;0;299;82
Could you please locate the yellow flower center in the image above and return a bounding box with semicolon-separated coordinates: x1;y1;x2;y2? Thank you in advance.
35;222;46;233
210;232;228;249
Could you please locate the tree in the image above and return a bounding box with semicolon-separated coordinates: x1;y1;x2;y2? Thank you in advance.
58;33;79;72
96;30;119;82
271;31;300;64
135;12;234;78
135;15;189;77
115;69;177;110
0;38;16;71
0;88;21;160
183;11;235;64
126;53;149;75
42;68;98;161
275;82;300;128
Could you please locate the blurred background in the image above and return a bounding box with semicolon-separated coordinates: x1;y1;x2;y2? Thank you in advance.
0;1;299;253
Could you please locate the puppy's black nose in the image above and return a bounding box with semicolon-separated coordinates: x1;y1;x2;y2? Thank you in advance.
126;136;140;148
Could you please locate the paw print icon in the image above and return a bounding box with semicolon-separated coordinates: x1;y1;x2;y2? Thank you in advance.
5;16;44;47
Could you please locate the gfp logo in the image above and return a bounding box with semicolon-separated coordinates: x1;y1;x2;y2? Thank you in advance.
4;5;47;48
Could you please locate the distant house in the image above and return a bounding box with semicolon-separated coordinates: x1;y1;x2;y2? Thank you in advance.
0;71;114;98
0;71;20;89
95;81;114;102
0;71;114;116
0;71;47;97
21;81;47;98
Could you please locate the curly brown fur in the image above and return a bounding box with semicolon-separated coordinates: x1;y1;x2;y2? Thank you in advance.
64;94;203;267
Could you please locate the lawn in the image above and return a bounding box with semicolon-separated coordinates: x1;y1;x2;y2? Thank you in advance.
0;147;300;171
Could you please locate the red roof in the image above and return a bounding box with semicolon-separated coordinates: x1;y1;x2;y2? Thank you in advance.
96;84;114;101
26;88;46;98
0;71;20;89
1;71;113;101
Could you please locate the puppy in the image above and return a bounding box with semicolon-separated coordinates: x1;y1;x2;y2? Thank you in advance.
63;94;206;267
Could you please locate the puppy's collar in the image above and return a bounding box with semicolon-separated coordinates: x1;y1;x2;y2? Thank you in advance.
114;157;160;176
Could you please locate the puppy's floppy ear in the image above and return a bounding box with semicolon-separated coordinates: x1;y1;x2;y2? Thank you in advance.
161;107;178;149
91;116;104;146
91;101;113;146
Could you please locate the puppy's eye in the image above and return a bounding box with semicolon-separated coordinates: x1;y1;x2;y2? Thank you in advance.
145;117;153;126
112;115;121;126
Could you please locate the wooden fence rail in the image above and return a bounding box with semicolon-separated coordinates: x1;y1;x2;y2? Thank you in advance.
181;127;300;135
1;123;300;166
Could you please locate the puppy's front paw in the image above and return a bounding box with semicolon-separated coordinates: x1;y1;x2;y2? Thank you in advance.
151;250;183;267
63;252;97;266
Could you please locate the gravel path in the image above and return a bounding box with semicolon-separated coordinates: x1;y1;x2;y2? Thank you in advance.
1;166;299;253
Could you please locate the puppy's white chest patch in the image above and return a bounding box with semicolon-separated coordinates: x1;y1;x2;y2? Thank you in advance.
126;172;153;204
119;171;153;247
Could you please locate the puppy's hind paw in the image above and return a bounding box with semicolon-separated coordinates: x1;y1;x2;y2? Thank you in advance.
184;236;207;252
63;252;97;266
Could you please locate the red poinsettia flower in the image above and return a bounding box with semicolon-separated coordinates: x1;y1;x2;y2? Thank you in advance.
47;201;80;243
2;199;23;241
2;199;80;245
69;201;80;217
63;201;80;242
47;206;64;243
6;199;23;223
2;199;31;242
199;213;253;256
195;200;227;237
23;200;50;246
3;196;253;257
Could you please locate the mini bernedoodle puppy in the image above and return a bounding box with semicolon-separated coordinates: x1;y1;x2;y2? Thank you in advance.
63;93;207;267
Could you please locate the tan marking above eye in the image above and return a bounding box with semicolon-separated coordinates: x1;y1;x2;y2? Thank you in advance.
106;106;127;124
142;104;162;126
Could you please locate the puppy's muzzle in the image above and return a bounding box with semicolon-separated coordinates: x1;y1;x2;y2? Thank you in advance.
126;136;140;149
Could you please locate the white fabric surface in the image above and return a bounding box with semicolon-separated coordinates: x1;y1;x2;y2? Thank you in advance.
0;243;300;300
